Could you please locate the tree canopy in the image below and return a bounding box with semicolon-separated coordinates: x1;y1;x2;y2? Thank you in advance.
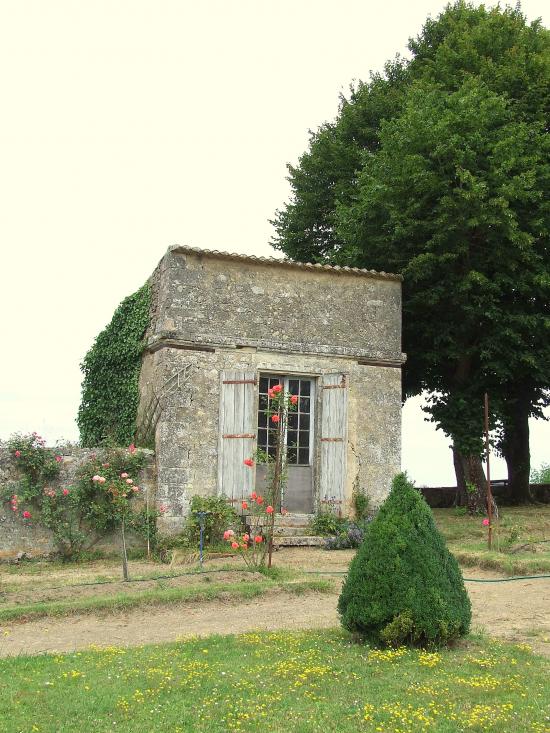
271;1;550;501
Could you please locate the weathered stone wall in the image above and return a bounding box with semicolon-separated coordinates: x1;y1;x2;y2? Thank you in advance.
138;247;403;533
0;442;156;560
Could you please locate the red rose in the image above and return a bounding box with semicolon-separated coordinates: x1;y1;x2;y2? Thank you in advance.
251;492;257;500
271;414;280;424
244;458;254;467
241;500;248;510
231;541;239;550
22;511;31;519
272;384;282;393
254;535;263;543
290;395;298;405
266;505;274;514
55;455;63;463
256;496;263;505
14;450;21;458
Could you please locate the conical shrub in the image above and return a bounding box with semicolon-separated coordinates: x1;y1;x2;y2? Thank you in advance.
338;473;471;647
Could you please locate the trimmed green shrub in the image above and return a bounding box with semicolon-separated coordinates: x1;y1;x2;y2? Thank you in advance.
338;473;471;647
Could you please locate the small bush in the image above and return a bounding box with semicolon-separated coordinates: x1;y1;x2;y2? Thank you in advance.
338;473;471;647
324;519;372;550
309;510;347;536
186;495;238;546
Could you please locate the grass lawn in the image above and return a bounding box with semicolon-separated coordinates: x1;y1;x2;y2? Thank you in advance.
434;506;550;575
1;629;548;733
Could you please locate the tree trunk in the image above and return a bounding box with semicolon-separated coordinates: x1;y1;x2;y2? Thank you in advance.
452;444;486;513
501;398;532;504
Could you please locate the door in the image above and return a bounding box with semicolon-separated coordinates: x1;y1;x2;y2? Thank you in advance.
256;374;315;513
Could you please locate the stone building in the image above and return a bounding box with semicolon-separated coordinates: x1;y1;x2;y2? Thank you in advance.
137;245;404;532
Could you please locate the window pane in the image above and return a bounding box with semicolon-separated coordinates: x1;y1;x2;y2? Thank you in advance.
289;379;299;394
258;412;267;428
299;413;310;430
298;447;310;465
287;430;298;448
258;428;267;445
287;447;297;464
269;377;282;389
259;394;268;410
300;380;311;396
299;397;310;413
259;376;269;393
288;413;298;430
298;431;309;447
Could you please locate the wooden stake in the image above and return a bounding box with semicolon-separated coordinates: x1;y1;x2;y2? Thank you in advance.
484;393;493;550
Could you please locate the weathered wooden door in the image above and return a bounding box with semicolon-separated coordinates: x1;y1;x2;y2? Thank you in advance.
256;374;315;513
217;370;257;504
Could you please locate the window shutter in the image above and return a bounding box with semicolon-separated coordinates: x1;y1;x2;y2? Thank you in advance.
319;373;348;505
218;370;257;503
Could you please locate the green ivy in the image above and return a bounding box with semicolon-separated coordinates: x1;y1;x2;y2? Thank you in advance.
77;283;151;447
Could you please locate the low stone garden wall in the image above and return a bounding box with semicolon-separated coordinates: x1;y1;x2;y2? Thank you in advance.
0;442;156;560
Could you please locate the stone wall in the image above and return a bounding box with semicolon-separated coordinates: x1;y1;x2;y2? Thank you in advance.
0;442;156;560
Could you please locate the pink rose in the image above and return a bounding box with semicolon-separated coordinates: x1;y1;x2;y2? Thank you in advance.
223;529;235;540
120;472;129;478
128;443;136;454
231;541;239;550
22;511;31;519
254;535;263;543
98;476;106;484
271;414;280;424
242;500;248;510
92;475;100;482
266;505;274;514
482;518;490;527
102;463;110;468
126;478;133;484
290;395;298;405
159;504;167;513
14;450;21;458
272;384;282;394
55;455;63;463
63;488;70;496
132;486;139;492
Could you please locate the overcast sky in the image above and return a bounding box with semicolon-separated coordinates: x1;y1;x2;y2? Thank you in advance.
0;0;548;485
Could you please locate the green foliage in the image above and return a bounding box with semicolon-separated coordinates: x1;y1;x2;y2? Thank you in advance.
272;1;550;498
309;509;346;537
338;474;471;647
352;487;369;520
77;283;151;447
531;463;550;483
186;495;238;546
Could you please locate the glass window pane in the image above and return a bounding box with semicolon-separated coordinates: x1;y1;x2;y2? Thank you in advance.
287;447;297;464
259;394;268;410
259;376;269;393
258;412;267;428
288;413;298;430
298;431;309;447
299;413;310;430
269;377;282;389
289;379;299;394
287;430;298;447
298;447;310;465
299;396;310;413
258;428;267;445
300;380;311;396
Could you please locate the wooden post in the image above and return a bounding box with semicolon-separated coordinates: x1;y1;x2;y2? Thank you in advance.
121;516;130;581
268;399;285;569
484;393;493;550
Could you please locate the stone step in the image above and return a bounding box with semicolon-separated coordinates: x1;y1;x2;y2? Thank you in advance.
273;526;312;537
274;513;313;528
273;535;325;547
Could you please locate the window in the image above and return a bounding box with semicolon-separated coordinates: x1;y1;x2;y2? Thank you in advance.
257;374;314;466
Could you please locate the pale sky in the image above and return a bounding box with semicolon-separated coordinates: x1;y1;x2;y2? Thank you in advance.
0;0;548;485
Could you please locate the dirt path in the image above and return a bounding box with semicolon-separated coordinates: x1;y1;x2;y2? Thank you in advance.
1;569;548;658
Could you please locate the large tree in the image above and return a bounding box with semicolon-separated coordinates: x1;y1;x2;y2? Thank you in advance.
272;2;550;503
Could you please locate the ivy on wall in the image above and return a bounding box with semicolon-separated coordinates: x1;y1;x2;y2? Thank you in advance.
77;283;151;447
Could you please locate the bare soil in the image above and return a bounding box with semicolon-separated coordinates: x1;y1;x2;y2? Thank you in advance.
1;548;549;657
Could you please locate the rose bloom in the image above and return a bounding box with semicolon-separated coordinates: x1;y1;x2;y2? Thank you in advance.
14;450;21;458
256;496;264;505
482;518;490;527
22;511;31;519
62;488;70;496
159;504;167;513
241;500;248;510
223;529;235;540
126;478;133;484
102;463;110;468
266;505;274;514
92;475;100;482
290;395;298;405
120;472;129;478
244;458;254;467
98;476;106;484
55;455;63;463
128;443;136;454
231;541;239;550
271;414;280;424
251;492;257;500
243;533;250;542
254;535;263;543
272;384;282;393
132;486;139;492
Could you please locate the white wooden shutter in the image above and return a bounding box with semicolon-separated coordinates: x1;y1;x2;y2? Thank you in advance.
319;373;348;504
218;370;257;503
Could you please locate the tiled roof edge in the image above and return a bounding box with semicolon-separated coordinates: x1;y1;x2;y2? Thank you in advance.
167;244;403;282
